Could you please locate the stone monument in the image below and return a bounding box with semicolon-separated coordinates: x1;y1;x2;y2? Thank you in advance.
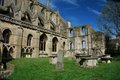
56;50;64;71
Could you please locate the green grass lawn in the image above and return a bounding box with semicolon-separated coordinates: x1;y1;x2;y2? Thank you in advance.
5;58;120;80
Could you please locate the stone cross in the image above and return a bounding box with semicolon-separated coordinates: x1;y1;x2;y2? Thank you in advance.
56;50;64;71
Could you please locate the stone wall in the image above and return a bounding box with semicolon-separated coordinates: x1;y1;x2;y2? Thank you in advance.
0;0;69;58
67;25;105;57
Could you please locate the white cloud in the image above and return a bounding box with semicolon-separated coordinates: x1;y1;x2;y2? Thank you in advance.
87;7;101;15
62;0;80;7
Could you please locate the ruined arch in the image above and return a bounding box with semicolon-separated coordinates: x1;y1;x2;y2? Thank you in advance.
27;34;33;46
82;40;86;49
70;41;74;50
82;26;86;35
63;42;65;49
2;29;12;44
52;37;58;52
39;33;48;51
70;29;74;37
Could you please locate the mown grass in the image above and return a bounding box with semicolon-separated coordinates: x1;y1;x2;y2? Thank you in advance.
5;57;120;80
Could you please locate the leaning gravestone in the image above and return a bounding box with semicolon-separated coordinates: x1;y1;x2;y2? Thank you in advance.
56;50;64;71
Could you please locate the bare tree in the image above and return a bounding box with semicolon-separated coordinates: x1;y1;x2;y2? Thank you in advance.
98;0;120;36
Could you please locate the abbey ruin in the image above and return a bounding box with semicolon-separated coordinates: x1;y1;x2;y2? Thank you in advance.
0;0;105;60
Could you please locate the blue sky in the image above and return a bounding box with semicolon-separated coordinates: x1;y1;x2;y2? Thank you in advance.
38;0;107;31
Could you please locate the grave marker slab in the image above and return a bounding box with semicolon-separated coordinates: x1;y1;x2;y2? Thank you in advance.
56;50;64;71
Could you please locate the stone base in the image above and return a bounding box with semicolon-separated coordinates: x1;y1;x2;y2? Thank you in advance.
79;57;98;67
49;54;57;64
39;54;48;57
82;59;97;67
56;62;64;71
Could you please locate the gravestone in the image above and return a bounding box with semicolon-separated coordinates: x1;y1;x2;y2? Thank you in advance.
56;50;64;71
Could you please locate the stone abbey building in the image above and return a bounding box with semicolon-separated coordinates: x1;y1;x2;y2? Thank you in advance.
0;0;105;59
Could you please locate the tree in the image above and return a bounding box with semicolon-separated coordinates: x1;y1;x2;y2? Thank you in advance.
98;0;120;36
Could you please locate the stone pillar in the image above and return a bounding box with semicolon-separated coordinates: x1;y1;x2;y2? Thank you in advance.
32;31;39;58
15;27;24;58
56;50;64;71
0;42;3;63
46;34;52;56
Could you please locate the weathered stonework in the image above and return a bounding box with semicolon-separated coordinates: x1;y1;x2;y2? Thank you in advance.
0;0;105;62
66;25;105;57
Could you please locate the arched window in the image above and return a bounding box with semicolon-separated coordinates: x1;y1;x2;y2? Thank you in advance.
82;40;86;48
63;42;65;49
82;27;86;35
3;29;12;44
39;34;47;51
52;37;58;52
27;34;33;46
70;29;74;37
0;0;4;6
70;42;74;50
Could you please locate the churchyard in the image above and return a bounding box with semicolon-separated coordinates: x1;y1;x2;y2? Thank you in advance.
3;56;120;80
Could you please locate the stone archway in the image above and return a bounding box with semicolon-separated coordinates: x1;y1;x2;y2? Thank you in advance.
2;29;12;44
27;34;33;46
63;42;65;50
70;41;74;50
52;37;58;52
39;33;48;51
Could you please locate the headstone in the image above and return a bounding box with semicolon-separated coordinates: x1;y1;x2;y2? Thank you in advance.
56;50;64;71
